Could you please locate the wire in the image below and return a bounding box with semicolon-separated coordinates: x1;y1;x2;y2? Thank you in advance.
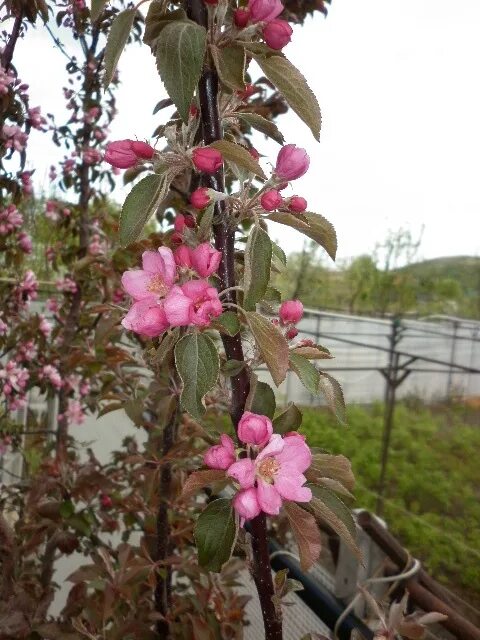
269;550;301;563
333;558;421;639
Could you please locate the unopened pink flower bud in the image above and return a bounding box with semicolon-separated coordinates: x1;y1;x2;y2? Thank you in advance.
279;299;303;324
131;141;155;159
174;245;192;268
100;494;113;509
18;232;32;253
190;243;222;277
104;140;137;169
238;411;273;446
249;147;260;160
260;189;282;211
233;487;261;521
190;187;211;209
288;195;307;212
192;147;223;174
237;83;256;100
189;104;199;118
204;434;236;470
234;7;251;27
248;0;283;23
263;18;292;50
275;144;310;180
286;327;299;340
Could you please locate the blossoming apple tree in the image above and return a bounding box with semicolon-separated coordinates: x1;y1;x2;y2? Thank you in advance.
100;0;359;636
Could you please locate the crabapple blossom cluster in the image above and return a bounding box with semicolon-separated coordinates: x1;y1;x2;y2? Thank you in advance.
121;245;223;338
234;0;293;50
0;361;30;411
204;411;312;521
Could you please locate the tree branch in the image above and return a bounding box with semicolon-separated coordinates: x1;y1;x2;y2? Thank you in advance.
186;1;282;637
1;13;23;71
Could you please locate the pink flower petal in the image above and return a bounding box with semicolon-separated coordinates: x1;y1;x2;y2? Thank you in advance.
256;478;282;515
274;472;311;502
227;458;256;488
163;286;193;326
275;433;312;473
256;433;284;463
121;269;154;300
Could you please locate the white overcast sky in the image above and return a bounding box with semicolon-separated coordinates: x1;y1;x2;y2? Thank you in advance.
13;0;480;265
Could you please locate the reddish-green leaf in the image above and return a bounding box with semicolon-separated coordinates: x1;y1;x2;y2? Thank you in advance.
284;501;321;571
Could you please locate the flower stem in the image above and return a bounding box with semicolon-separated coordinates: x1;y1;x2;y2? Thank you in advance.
186;1;282;637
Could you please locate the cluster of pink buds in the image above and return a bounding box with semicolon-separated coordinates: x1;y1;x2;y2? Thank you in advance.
191;147;223;174
16;340;37;362
56;276;78;294
234;0;293;50
0;361;30;411
0;205;23;235
104;139;156;169
2;124;28;153
83;147;103;165
272;299;304;340
204;411;312;522
121;245;223;337
27;106;47;130
61;399;85;426
258;145;310;212
0;66;15;95
17;270;38;307
39;364;63;389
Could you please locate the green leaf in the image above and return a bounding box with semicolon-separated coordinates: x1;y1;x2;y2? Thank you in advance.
306;453;355;491
253;53;321;141
284;502;321;571
289;353;320;395
273;402;302;434
120;172;170;246
221;359;246;377
156;21;207;123
209;140;266;179
263;286;281;303
103;9;136;88
197;203;215;242
195;498;237;572
60;500;75;519
175;333;220;420
245;312;289;386
212;311;241;336
290;345;332;360
249;381;276;419
237;112;285;145
144;6;187;47
90;0;108;22
267;211;337;261
211;44;246;91
319;372;347;425
153;328;180;365
243;225;272;311
307;485;360;559
271;241;287;265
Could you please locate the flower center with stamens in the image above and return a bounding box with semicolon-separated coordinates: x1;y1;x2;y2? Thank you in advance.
258;457;280;482
147;274;168;297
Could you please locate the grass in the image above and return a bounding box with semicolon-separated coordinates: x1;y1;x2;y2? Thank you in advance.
299;401;480;606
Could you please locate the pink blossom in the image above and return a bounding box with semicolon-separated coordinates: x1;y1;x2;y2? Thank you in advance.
190;187;211;209
40;365;63;389
286;327;299;340
46;298;59;313
228;433;312;518
275;144;310;181
39;316;52;337
192;147;223;174
56;277;78;294
263;19;293;49
2;125;28;152
19;270;38;301
121;298;169;338
20;172;34;196
64;399;85;426
0;66;15;95
260;189;282;211
18;232;32;253
16;340;37;362
0;317;7;336
0;205;23;234
45;200;59;221
79;380;91;396
83;106;101;124
164;280;223;328
204;434;236;470
248;0;284;23
174;213;195;235
28;106;46;130
279;299;303;324
190;243;222;277
0;361;30;394
288;196;307;213
174;244;192;268
62;157;76;175
83;148;102;165
88;233;105;256
49;165;57;181
121;247;176;302
238;411;273;446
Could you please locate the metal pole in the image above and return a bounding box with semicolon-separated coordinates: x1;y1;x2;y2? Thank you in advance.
376;317;401;516
446;320;459;398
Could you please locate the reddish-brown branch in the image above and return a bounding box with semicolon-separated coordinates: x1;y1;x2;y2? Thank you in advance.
1;13;23;71
186;1;282;637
